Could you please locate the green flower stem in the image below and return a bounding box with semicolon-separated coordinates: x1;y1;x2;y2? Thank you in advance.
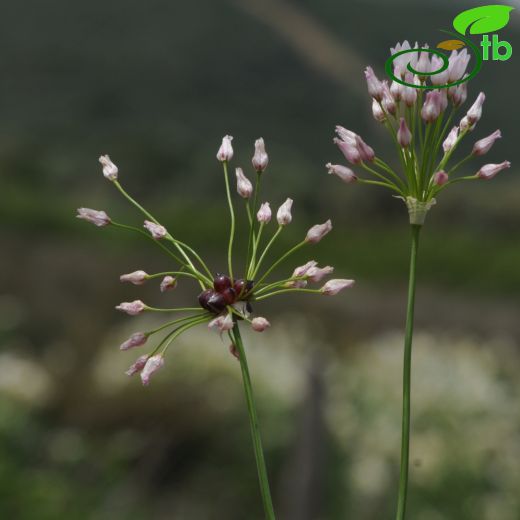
255;287;320;301
161;315;211;354
254;276;307;296
396;224;421;520
222;161;236;281
113;181;202;278
230;322;276;520
447;154;473;175
245;173;263;278
374;158;408;191
253;238;304;286
358;177;404;196
359;162;404;194
435;128;469;173
144;306;203;313
146;271;203;282
111;222;211;286
250;226;284;280
148;313;210;335
248;222;265;277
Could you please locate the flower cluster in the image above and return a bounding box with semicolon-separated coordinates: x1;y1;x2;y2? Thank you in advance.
326;41;511;225
78;139;354;385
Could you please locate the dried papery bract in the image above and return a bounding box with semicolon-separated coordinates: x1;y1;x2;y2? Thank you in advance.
78;135;354;520
326;41;511;520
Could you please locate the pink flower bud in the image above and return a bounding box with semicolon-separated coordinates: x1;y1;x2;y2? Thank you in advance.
143;220;167;239
335;126;357;146
430;55;449;86
364;66;384;101
99;155;118;181
472;130;501;157
421;91;442;123
140;354;165;386
415;45;431;75
333;138;361;165
216;135;234;162
305;220;332;244
116;300;146;316
120;332;148;351
442;126;459;153
397;118;412;148
120;270;148;285
320;279;355;295
390;80;402;101
125;354;149;376
459;115;473;132
292;260;317;278
355;135;375;162
235;167;253;198
306;265;334;283
252;138;269;172
257;202;272;223
466;92;485;126
476;161;511;180
160;275;177;292
381;81;396;115
326;163;357;184
76;207;111;227
372;99;386;122
433;171;449;186
277;198;293;226
449;80;468;107
448;49;470;83
251;317;270;332
402;74;417;107
208;313;234;333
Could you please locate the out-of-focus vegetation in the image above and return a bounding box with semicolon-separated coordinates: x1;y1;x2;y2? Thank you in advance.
1;0;519;518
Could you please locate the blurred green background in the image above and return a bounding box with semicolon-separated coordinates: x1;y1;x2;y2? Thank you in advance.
1;0;519;518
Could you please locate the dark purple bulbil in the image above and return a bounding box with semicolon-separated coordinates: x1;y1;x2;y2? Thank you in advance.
198;274;255;314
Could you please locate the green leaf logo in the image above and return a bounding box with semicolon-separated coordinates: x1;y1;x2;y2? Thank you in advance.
453;5;514;35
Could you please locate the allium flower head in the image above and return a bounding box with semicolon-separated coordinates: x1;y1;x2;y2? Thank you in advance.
79;136;353;386
326;42;511;225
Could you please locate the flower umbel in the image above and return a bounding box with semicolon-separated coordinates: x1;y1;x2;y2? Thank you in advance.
327;42;511;226
79;135;354;519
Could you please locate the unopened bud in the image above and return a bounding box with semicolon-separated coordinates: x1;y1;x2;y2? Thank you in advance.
251;317;270;332
125;354;149;376
433;171;449;186
99;155;118;181
442;126;459;153
466;92;485;126
76;208;111;227
252;138;269;172
397;118;412;148
257;202;272;223
305;220;332;244
320;279;355;295
372;99;386;122
235;167;253;198
277;198;293;226
476;161;511;180
326;163;357;183
115;300;146;316
160;275;177;292
120;270;148;285
140;354;165;386
472;130;501;157
144;220;167;239
120;332;148;351
355;135;375;162
364;66;384;101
